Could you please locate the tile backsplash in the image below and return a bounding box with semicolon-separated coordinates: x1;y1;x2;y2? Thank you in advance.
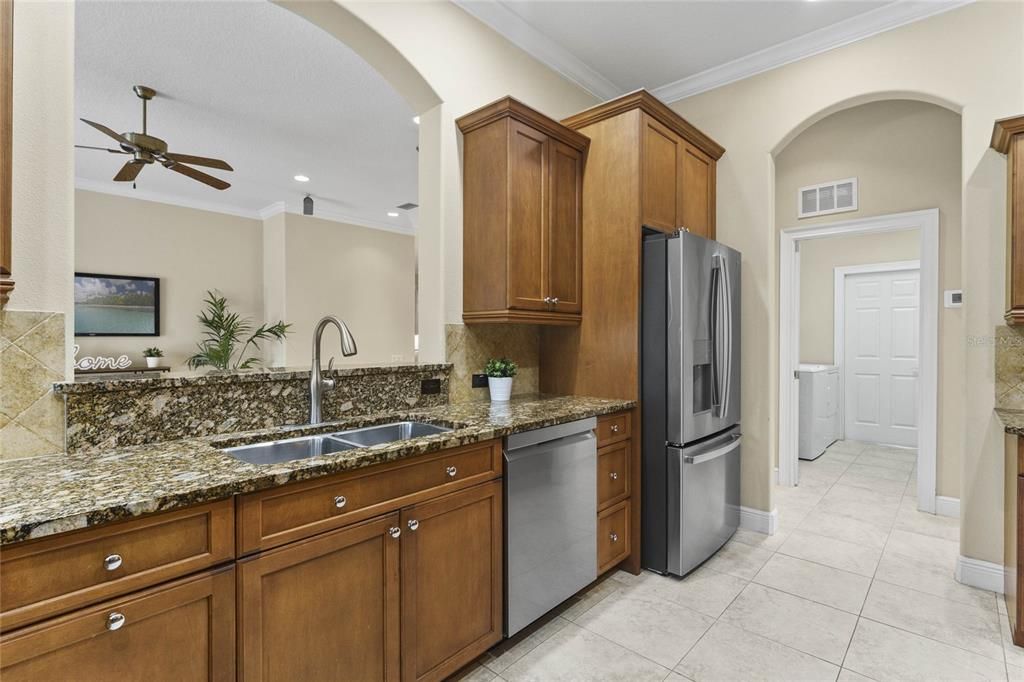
996;325;1024;410
445;324;539;403
0;311;66;460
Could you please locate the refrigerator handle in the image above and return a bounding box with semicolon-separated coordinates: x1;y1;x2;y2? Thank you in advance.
720;254;733;418
712;254;728;418
684;434;741;464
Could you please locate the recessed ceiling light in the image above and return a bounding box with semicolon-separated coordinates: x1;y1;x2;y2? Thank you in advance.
294;174;310;182
387;211;400;217
412;116;420;125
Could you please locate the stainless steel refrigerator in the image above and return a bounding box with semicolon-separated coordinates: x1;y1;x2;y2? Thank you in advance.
641;229;741;577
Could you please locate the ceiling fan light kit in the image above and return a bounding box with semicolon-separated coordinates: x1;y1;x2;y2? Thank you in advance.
76;85;234;190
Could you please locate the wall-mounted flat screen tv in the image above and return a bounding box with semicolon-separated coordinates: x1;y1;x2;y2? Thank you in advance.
74;273;160;336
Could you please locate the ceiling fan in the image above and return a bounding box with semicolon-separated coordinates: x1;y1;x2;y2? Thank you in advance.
76;85;233;190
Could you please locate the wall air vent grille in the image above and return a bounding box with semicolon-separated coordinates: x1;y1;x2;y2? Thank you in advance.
798;177;857;219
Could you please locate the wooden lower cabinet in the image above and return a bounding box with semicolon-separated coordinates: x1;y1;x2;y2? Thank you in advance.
0;566;235;682
597;500;631;574
400;480;503;682
238;481;503;682
238;513;402;681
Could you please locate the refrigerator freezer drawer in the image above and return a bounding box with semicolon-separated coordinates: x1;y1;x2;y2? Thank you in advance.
667;428;741;576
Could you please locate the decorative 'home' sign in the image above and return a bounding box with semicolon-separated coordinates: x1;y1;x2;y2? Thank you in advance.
73;344;131;371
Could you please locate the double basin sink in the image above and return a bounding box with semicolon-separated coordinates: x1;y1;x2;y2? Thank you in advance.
222;421;452;466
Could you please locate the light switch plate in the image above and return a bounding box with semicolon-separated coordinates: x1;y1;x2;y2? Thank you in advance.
944;290;963;308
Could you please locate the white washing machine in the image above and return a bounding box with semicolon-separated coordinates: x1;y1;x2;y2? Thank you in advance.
798;363;840;461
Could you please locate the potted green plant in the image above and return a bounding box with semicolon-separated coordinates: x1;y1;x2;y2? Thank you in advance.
187;291;291;372
142;347;163;369
484;357;517;402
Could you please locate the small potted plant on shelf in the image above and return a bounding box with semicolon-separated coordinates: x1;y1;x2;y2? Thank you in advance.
484;357;517;402
142;347;164;369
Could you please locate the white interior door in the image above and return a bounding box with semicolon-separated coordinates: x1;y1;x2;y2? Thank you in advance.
842;269;920;447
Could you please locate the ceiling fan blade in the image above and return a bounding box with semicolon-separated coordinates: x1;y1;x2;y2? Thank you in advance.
75;145;130;154
163;161;231;190
113;160;145;182
162;153;233;171
80;118;135;148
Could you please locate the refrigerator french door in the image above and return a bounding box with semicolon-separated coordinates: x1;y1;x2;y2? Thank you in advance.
642;229;742;577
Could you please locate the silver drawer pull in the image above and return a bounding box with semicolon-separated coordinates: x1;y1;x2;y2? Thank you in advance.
609;472;618;480
445;465;457;478
609;532;619;543
334;495;347;509
610;424;620;433
407;519;419;531
104;554;123;571
551;297;559;305
388;526;401;539
106;612;126;631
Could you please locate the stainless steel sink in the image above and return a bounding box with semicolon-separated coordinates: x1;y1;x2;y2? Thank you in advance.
332;421;452;447
222;421;452;465
223;434;355;465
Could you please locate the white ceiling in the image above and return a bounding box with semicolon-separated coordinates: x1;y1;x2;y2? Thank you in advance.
75;0;419;232
455;0;971;102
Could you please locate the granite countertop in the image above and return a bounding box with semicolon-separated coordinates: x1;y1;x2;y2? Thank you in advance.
997;408;1024;436
0;394;634;545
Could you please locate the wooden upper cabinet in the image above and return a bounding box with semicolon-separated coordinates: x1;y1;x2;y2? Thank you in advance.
458;97;589;325
400;481;502;682
237;514;402;682
642;113;682;233
993;115;1024;325
680;142;716;239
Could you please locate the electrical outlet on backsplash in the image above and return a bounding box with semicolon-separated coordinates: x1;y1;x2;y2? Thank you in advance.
996;325;1024;410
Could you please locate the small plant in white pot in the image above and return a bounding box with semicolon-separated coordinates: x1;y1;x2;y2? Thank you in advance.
484;357;517;402
142;347;164;368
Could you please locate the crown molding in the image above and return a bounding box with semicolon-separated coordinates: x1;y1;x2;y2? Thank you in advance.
652;0;974;103
257;201;287;220
285;206;416;236
75;178;262;220
451;0;622;102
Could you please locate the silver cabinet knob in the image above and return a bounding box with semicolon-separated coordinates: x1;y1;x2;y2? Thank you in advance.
609;532;619;543
610;424;620;433
407;519;419;531
388;526;401;539
334;495;347;509
106;612;126;631
445;465;457;478
543;296;552;304
609;472;618;480
551;298;559;305
104;554;123;571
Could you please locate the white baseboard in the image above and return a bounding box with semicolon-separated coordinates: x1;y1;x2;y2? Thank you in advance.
740;506;779;536
935;496;960;519
956;556;1005;594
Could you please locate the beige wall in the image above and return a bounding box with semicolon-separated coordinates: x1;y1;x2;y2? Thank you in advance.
276;213;416;367
798;231;921;365
672;0;1023;564
9;1;74;377
75;190;264;368
778;99;962;498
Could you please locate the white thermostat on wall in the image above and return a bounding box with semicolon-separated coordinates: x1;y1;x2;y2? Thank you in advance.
944;290;963;308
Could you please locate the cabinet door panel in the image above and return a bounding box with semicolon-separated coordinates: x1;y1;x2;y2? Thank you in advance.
641;114;680;233
548;140;583;313
238;514;401;682
680;142;715;239
0;568;235;682
401;481;502;682
507;120;549;311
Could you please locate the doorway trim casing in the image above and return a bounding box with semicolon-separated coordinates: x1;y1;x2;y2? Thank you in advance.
833;259;921;443
778;208;939;513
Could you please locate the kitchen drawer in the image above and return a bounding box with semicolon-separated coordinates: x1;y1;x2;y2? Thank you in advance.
596;412;631;447
597;500;631;574
597;441;631;510
0;499;234;632
237;439;502;554
0;566;235;682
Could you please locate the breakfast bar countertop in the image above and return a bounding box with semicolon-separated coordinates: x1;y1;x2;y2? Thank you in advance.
998;408;1024;436
0;394;635;545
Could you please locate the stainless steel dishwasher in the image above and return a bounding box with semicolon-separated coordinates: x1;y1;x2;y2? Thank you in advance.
504;417;597;636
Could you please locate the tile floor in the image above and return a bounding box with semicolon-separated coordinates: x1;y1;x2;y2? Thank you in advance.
458;440;1020;681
